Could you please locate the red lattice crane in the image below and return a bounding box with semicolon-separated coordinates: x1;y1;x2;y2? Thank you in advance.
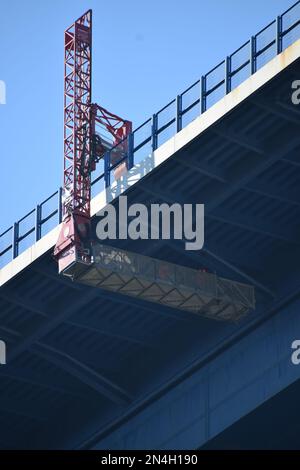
54;10;132;274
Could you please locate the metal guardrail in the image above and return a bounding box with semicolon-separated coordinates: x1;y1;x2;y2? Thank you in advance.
1;0;300;267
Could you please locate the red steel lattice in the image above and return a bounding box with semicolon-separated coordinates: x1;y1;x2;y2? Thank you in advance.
54;10;132;274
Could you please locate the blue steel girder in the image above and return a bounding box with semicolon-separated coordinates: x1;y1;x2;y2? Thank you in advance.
212;127;266;156
175;133;300;201
31;263;197;322
26;267;161;348
283;155;300;168
30;342;132;406
245;180;300;207
142;174;298;245
78;281;300;450
172;155;227;183
137;185;277;297
208;209;300;246
202;247;275;299
0;325;21;342
65;318;157;350
164;241;275;300
0;286;131;405
174;151;300;207
198;136;300;212
251;98;300;126
277;101;300;120
0;365;87;399
0;289;48;318
141;182;299;246
0;401;48;424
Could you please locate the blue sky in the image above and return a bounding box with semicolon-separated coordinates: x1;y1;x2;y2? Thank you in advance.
0;0;294;233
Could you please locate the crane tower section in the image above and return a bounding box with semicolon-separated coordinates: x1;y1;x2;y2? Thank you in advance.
54;10;132;274
63;9;92;220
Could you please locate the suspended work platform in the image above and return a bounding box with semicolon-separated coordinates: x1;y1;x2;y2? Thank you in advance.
63;244;255;322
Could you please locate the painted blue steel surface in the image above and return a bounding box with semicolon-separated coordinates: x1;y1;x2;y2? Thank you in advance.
88;295;300;450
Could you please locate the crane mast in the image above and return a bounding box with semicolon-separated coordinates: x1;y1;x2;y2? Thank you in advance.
63;10;92;221
54;10;131;274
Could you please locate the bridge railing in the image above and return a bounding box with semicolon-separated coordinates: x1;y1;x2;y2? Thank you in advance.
1;0;300;267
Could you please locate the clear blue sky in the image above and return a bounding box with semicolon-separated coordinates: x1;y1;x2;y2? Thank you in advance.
0;0;294;233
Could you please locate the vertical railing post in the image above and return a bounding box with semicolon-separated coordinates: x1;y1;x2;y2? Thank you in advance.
35;204;41;241
276;15;283;54
225;56;231;94
176;95;182;133
104;151;110;188
13;222;19;259
250;36;257;74
58;187;63;223
200;75;207;114
151;113;158;151
127;133;134;170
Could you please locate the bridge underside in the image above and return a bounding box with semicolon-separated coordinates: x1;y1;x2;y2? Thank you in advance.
202;377;300;450
0;49;300;449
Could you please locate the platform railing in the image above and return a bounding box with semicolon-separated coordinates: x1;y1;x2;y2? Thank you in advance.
1;1;300;267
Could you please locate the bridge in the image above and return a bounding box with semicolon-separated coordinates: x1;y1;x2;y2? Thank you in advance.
1;2;300;449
